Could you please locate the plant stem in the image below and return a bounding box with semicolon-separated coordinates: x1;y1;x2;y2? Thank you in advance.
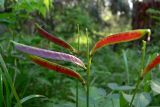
76;24;80;107
141;40;146;75
76;81;79;107
129;41;146;107
87;57;91;107
86;28;91;107
129;78;141;107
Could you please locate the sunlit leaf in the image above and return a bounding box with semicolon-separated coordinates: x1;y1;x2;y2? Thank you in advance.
35;24;77;53
29;55;85;84
151;79;160;94
91;29;151;55
12;41;86;69
141;54;160;78
43;0;51;11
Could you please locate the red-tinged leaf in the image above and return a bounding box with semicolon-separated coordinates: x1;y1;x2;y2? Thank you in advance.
29;55;85;84
90;29;151;55
141;54;160;78
35;24;77;53
12;41;86;69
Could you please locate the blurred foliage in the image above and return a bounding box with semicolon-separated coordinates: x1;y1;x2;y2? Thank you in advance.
52;6;96;36
132;1;160;47
147;8;160;46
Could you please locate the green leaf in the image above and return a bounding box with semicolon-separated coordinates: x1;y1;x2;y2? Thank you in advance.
0;13;16;24
49;102;75;107
122;92;151;107
0;53;22;107
99;94;120;107
4;76;11;107
43;0;51;11
0;68;3;107
13;0;47;17
14;95;45;107
151;79;160;94
147;8;160;15
20;95;45;103
70;86;106;107
122;50;129;84
36;77;52;86
90;87;106;100
108;83;135;91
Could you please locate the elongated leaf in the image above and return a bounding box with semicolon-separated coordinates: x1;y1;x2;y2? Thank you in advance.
14;94;45;107
29;55;85;84
141;54;160;78
0;68;3;107
20;95;45;104
91;29;151;55
0;53;22;107
12;41;86;69
35;24;77;53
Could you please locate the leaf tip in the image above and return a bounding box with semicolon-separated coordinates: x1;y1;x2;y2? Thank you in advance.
140;29;151;39
35;23;41;29
10;40;16;44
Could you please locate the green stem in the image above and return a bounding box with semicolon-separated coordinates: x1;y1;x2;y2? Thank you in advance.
141;40;146;73
86;28;91;107
76;24;80;107
129;78;141;107
129;41;146;107
87;57;91;107
76;81;79;107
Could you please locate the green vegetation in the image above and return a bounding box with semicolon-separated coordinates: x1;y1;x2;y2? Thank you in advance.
1;0;160;107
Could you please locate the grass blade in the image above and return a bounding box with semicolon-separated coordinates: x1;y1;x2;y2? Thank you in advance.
0;68;3;107
29;55;85;84
91;29;151;55
0;53;22;107
122;50;129;84
12;41;86;69
35;24;77;53
14;95;45;107
3;77;11;107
